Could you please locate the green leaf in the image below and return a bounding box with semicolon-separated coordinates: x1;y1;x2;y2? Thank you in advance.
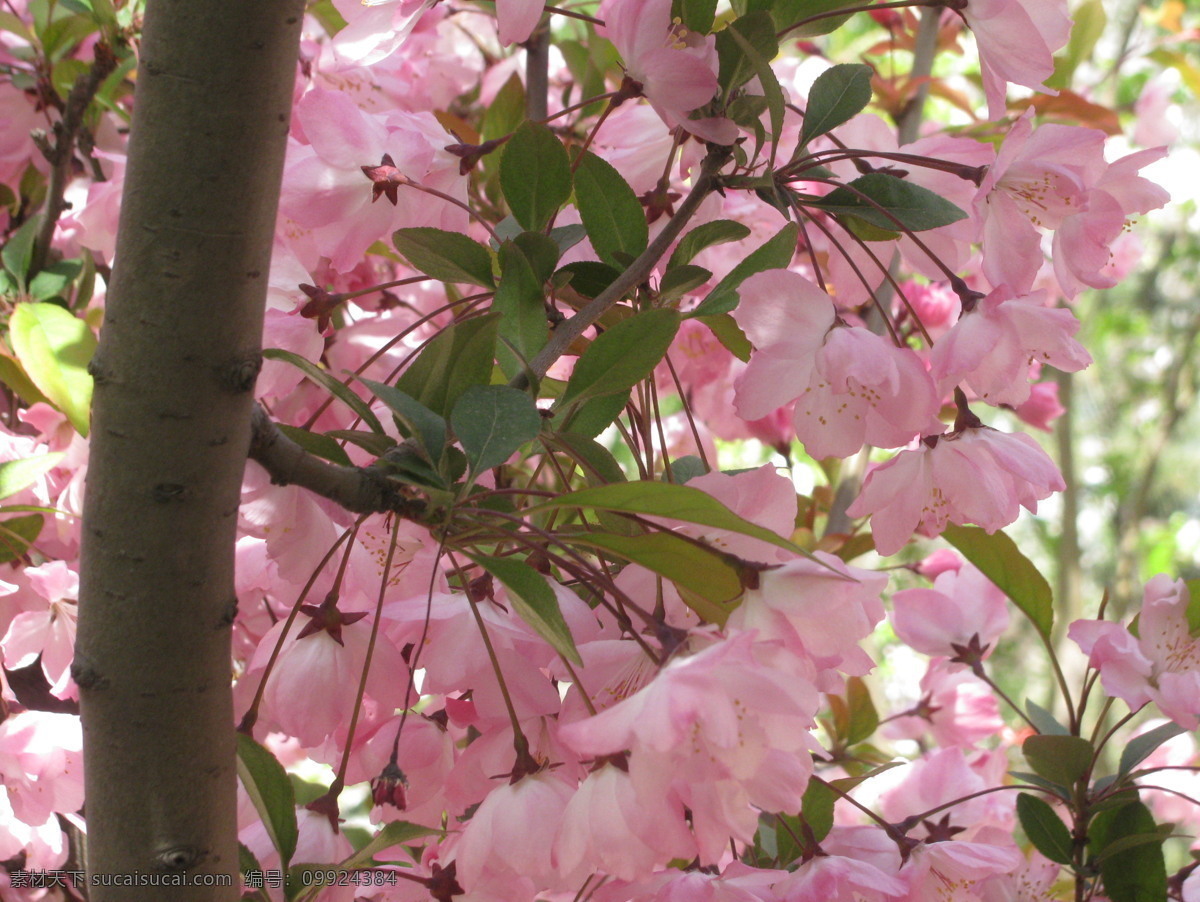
725;20;785;146
673;0;717;33
556;261;622;299
771;0;859;36
0;514;44;563
500;121;573;232
1016;793;1073;865
28;258;83;301
359;378;447;464
1090;801;1167;902
236;734;298;871
801;780;835;844
393;313;500;418
272;425;351;466
9;302;96;435
1025;698;1070;736
324;429;396;458
809;173;968;233
262;349;384;434
0;453;64;501
696;222;798;314
482;73;525;143
514;230;561;283
658;264;712;301
559;308;680;408
1119;721;1186;778
667;455;708;484
844;676;878;745
450;385;541;475
561;390;631;438
716;11;778;95
392;228;495;288
667;220;752;269
1023;734;1093;787
1183;578;1200;635
1;214;38;292
801;63;872;146
572;530;744;621
537;480;809;559
494;240;550;377
572;151;648;268
469;554;582;665
546;432;627;486
1047;0;1106;90
695;313;752;361
942;524;1054;638
1008;770;1071;802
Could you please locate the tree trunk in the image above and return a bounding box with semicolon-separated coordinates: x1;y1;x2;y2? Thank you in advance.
76;2;304;898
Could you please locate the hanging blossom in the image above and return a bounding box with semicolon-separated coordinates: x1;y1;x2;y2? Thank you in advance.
1069;575;1200;729
846;418;1065;557
732;269;940;461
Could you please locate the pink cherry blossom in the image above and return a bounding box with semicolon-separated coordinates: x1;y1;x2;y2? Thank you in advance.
891;562;1009;658
847;425;1065;556
1069;575;1200;728
772;854;906;901
956;0;1071;120
1;561;79;699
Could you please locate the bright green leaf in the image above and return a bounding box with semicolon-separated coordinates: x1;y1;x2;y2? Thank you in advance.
9;302;96;435
392;228;495;288
1;215;38;292
695;313;751;361
942;524;1054;638
0;453;64;501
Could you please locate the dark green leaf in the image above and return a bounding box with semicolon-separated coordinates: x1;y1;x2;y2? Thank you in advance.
1120;722;1186;778
698;222;797;312
1026;698;1070;736
667;220;752;269
28;259;83;301
494;240;550;377
844;676;878;745
674;0;717;34
561;390;630;438
809;173;968;232
559;308;680;407
392;227;495;288
689;289;739;318
393;313;500;417
1008;770;1071;802
513;231;560;282
1016;793;1074;865
451;385;541;475
481;73;525;144
323;429;397;458
801;63;872;146
1;207;38;292
236;734;298;870
658;264;712;301
942;524;1054;638
547;432;627;486
501;121;573;232
695;313;752;361
9;302;96;435
771;0;858;35
725;21;785;146
716;11;778;95
667;455;709;484
359;379;447;464
262;349;384;435
275;425;353;467
801;780;835;844
468;554;582;665
572;151;648;267
1023;734;1093;787
1090;801;1167;902
556;261;621;299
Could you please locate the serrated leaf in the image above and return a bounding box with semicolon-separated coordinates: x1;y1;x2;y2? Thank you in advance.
801;63;872;146
1119;722;1186;778
559;308;680;407
697;222;797;313
393;313;500;418
0;453;64;501
695;313;751;361
572;151;648;267
561;390;630;438
556;261;622;299
262;349;384;434
274;425;352;467
810;173;968;232
1023;734;1093;787
546;432;627;486
451;385;541;476
500;121;573;232
668;220;752;269
942;524;1054;638
469;554;582;665
494;240;550;377
1016;792;1073;865
9;302;96;435
716;11;777;95
237;734;299;870
1025;698;1070;736
392;228;495;288
658;264;711;301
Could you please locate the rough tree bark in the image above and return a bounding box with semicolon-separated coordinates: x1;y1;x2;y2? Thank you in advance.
75;1;305;897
